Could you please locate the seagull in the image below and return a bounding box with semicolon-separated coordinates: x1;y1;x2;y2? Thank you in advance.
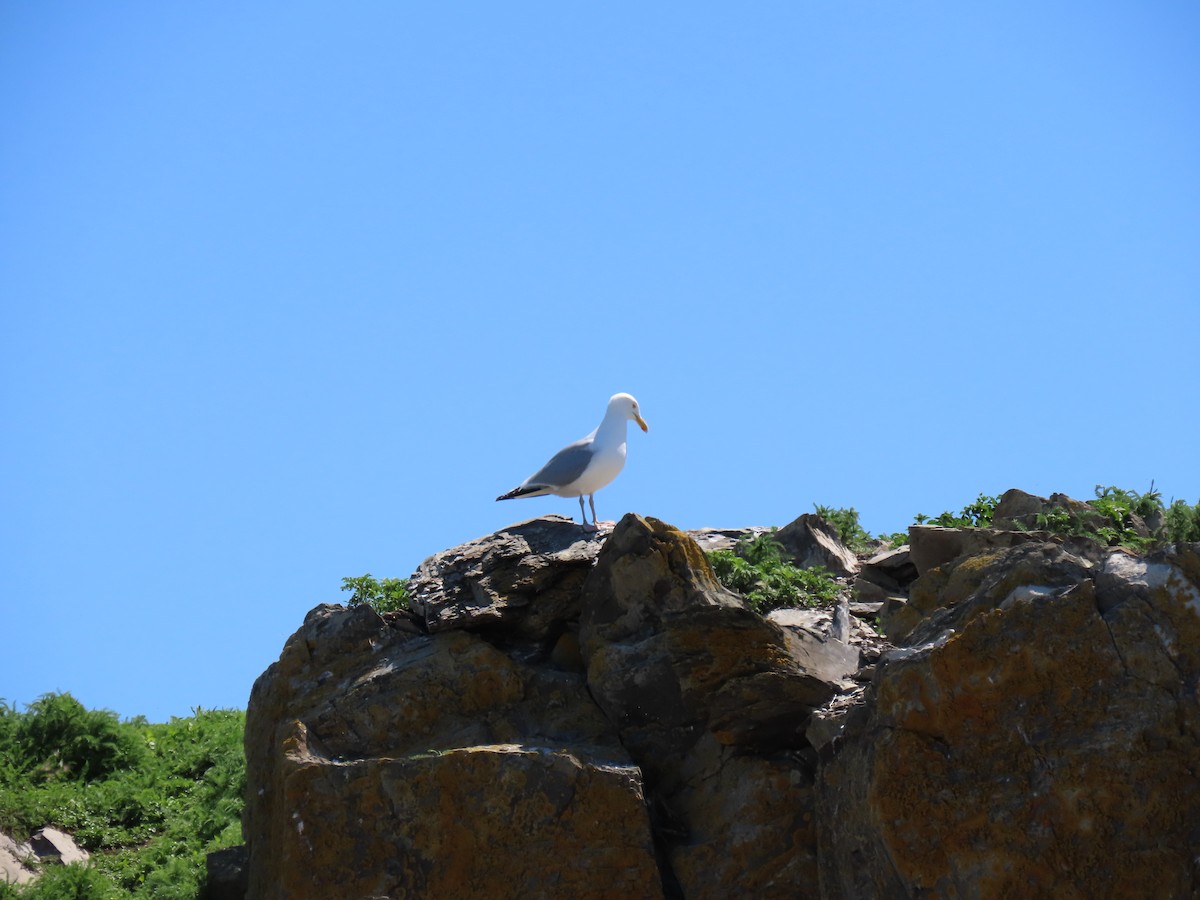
497;393;649;532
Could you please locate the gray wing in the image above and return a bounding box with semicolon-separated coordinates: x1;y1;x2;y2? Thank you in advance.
525;438;594;488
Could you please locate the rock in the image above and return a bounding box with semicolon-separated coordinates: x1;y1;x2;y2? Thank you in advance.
0;833;36;886
29;827;88;866
685;526;772;553
579;514;842;896
817;540;1200;898
407;514;605;638
205;845;248;900
244;601;660;899
243;508;1200;898
273;737;661;899
899;541;1096;646
774;513;859;577
855;545;917;597
990;486;1048;524
905;523;1104;579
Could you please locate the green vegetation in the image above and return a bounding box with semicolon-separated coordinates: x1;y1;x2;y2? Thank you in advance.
0;693;244;899
1032;484;1198;549
1165;497;1200;542
905;485;1200;550
707;531;842;614
812;504;875;554
340;573;410;613
915;493;1000;529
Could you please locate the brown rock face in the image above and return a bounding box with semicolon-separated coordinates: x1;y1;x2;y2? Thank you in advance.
244;601;661;900
819;541;1200;898
240;499;1200;899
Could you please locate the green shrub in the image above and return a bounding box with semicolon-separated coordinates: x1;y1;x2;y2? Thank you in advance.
341;574;410;613
708;531;842;615
1032;484;1172;549
1165;498;1200;542
916;493;999;529
909;484;1200;550
812;504;874;553
0;863;124;900
0;697;245;899
6;694;145;785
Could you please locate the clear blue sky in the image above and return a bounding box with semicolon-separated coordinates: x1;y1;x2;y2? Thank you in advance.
3;3;1197;722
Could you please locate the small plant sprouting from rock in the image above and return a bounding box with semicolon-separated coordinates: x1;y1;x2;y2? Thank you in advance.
340;574;410;613
707;531;841;615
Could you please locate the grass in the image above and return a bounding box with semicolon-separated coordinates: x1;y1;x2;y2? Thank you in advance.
0;694;244;899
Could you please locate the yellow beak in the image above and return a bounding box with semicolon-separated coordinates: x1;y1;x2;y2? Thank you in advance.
635;413;649;433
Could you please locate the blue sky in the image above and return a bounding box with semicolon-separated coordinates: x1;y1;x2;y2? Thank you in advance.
3;3;1197;722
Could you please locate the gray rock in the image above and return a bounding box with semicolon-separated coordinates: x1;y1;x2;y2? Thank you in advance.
30;827;88;866
775;513;859;577
0;833;36;886
907;524;1069;577
407;515;605;638
686;526;772;553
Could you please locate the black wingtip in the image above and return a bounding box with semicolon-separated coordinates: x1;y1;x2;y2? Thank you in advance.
497;485;542;501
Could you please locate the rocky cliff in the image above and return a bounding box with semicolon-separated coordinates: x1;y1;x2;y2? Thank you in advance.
240;497;1200;899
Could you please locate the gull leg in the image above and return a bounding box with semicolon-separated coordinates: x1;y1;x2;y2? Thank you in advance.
580;494;599;533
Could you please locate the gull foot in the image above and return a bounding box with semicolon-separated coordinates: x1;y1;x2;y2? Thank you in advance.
580;522;600;533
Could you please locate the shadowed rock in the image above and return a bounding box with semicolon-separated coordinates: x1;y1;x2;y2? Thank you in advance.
579;514;848;896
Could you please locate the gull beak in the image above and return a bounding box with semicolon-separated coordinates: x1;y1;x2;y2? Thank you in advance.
635;413;649;433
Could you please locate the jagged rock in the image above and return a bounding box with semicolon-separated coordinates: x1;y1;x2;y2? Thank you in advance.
818;541;1200;898
407;515;605;639
244;602;659;899
990;486;1048;524
774;513;859;577
855;545;917;599
579;514;841;896
29;827;88;866
686;526;771;553
884;540;1099;645
908;524;1058;577
0;833;36;886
